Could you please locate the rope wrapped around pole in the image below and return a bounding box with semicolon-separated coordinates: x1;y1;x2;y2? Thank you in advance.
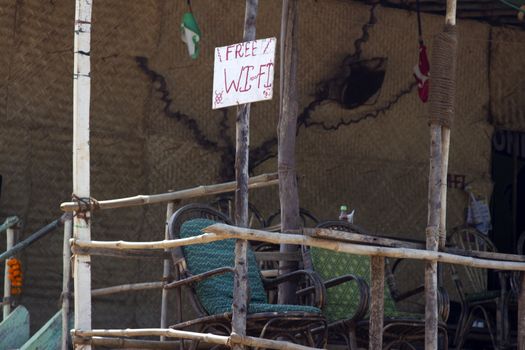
428;24;458;129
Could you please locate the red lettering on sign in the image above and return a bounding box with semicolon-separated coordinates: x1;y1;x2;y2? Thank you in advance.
255;62;273;88
235;44;243;59
239;65;254;92
225;45;235;61
224;65;255;93
263;39;273;54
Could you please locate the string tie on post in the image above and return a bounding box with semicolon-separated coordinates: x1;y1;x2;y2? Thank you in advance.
429;24;458;128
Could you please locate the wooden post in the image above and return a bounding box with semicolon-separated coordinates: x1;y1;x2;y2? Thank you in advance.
62;218;73;350
425;126;442;350
426;0;457;346
369;256;385;349
72;0;93;349
232;1;258;349
3;225;16;320
160;201;175;341
278;0;300;305
518;272;525;349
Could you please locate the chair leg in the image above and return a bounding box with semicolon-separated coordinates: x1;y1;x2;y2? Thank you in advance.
455;309;476;350
348;324;358;350
453;306;468;348
497;297;504;348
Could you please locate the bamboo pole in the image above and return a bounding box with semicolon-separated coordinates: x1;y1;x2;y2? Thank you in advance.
439;128;450;250
62;218;73;350
72;0;93;348
519;272;525;350
369;256;385;349
428;0;457;347
3;224;16;320
60;173;278;212
71;225;525;271
278;0;301;305
307;227;525;262
87;337;182;349
160;201;175;341
425;126;442;350
72;328;318;350
72;246;168;259
92;282;164;297
232;3;258;350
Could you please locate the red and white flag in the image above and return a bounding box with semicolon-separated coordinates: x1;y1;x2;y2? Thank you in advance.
413;42;430;103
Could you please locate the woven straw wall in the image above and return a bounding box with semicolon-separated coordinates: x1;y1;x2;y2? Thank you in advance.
0;0;521;329
490;27;525;132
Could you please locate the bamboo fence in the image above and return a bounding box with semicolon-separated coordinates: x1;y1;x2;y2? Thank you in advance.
72;328;318;350
71;224;525;272
60;173;278;212
68;223;525;350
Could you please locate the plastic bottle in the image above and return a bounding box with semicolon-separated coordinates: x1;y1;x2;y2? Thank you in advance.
339;204;355;223
339;205;348;221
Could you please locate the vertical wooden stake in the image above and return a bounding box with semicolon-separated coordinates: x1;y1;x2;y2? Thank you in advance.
425;126;442;350
518;272;525;350
369;256;385;350
160;201;175;341
278;0;300;305
439;128;450;250
3;225;16;320
62;218;73;350
73;1;93;349
232;2;258;349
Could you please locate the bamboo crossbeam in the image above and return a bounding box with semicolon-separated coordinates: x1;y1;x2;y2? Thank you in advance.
87;336;182;349
72;328;319;350
72;246;168;259
91;282;164;297
60;173;278;212
306;227;525;262
71;224;525;271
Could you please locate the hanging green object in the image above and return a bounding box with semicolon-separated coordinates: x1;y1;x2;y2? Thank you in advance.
181;12;201;59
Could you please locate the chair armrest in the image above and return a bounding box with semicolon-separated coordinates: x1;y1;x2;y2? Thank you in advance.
322;274;370;322
262;269;326;308
393;285;425;303
163;267;234;290
390;284;450;322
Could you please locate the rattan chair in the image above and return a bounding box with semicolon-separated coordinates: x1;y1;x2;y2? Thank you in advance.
166;203;327;349
448;226;511;349
309;220;449;350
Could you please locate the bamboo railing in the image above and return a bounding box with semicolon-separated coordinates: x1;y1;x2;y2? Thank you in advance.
60;173;278;212
67;223;525;349
62;174;279;349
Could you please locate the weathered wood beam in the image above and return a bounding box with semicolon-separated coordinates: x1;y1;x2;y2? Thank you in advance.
91;282;165;297
62;218;73;350
71;225;525;271
72;329;318;350
60;173;278;212
369;257;385;349
160;201;175;341
278;0;301;305
72;0;93;348
232;2;258;349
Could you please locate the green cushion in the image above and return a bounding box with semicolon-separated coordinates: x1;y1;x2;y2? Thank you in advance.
181;219;321;316
311;248;399;322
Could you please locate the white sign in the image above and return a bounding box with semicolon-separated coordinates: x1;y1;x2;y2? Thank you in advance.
212;37;276;109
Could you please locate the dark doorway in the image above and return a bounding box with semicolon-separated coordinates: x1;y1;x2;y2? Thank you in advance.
490;129;525;254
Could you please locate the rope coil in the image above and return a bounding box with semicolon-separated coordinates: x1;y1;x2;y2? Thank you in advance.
429;25;458;128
